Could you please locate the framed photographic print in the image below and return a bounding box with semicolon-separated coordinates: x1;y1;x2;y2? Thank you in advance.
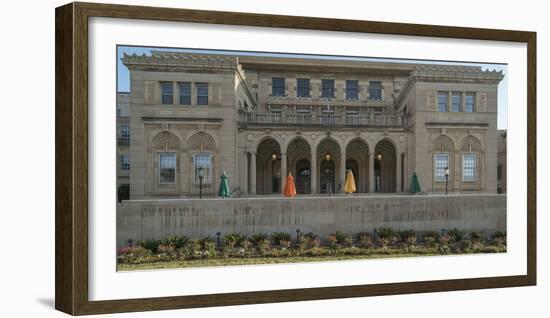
55;2;536;315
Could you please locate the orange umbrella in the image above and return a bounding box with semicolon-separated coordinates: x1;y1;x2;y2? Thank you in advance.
283;172;297;197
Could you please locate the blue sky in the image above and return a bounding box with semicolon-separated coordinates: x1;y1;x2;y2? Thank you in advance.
117;46;507;129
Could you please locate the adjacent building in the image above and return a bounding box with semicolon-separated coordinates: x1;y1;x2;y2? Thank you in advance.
119;51;504;199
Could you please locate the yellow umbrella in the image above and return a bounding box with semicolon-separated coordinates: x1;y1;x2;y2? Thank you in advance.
344;169;357;195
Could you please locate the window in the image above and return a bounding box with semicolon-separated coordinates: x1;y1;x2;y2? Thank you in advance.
368;81;382;100
438;92;448;112
346;80;359;100
451;92;462;112
196;83;209;105
297;78;310;97
465;93;475;112
161;82;173;105
159;153;176;184
120;155;130;171
120;124;129;142
272;78;285;97
194;154;212;184
434;154;449;182
497;164;502;180
463;154;477;181
322;79;335;98
179;82;191;105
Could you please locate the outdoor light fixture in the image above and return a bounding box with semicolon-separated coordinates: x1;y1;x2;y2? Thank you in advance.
296;229;301;241
445;166;450;195
216;231;222;247
325;152;331;161
272;153;277;160
198;166;204;199
377;153;383;160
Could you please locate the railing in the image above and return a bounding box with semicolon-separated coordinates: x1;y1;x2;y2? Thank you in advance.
239;112;407;127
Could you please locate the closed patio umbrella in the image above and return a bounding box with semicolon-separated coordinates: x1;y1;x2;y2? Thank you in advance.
410;172;421;194
283;172;297;197
344;169;357;195
218;171;230;198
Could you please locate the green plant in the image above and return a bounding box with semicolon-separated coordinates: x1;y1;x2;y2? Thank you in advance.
491;231;507;247
279;239;292;248
302;232;318;241
422;231;440;247
297;235;310;251
330;231;348;244
184;239;202;259
271;232;292;245
398;230;417;246
250;233;269;245
140;239;162;253
326;234;338;249
447;228;466;242
469;231;486;248
309;237;321;249
162;235;190;249
202;240;217;258
459;240;473;253
256;239;271;255
355;232;373;248
240;239;253;251
223;232;247;248
157;244;176;255
376;227;397;248
117;246;152;264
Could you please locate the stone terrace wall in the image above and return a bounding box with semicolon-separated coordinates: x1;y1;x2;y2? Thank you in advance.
117;194;506;247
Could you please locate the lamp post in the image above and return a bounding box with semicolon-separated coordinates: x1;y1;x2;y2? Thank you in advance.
198;166;204;199
444;166;449;195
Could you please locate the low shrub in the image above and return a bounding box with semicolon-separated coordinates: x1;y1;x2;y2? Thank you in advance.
271;232;292;245
223;232;247;248
256;239;271;255
202;240;217;258
469;231;486;249
398;230;417;246
447;228;466;242
279;239;292;248
376;227;398;248
162;235;189;249
184;239;202;259
326;234;338;249
355;232;374;249
240;239;253;251
140;239;162;253
250;233;269;245
422;231;440;247
491;231;507;248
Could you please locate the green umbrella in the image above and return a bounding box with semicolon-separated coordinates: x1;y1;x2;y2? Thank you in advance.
218;171;230;198
410;172;421;194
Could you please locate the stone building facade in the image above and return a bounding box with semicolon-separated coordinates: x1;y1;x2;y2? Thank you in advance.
120;51;504;199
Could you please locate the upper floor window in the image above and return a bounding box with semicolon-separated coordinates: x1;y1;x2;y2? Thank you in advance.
368;81;382;100
194;153;212;184
120;124;129;139
196;83;209;105
434;154;449;182
465;93;475;112
120;155;130;171
322;79;335;98
451;92;462;112
438;92;448;112
161;82;173;105
159;153;176;184
297;78;310;97
463;154;477;181
346;80;359;100
272;78;285;97
179;82;191;105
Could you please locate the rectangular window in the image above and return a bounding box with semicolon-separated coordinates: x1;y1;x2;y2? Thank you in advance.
179;82;191;105
120;124;129;139
368;81;382;100
161;82;173;105
434;154;449;182
196;83;209;105
120;155;130;171
465;93;475;112
159;153;176;184
322;79;335;98
194;154;212;184
438;92;448;112
346;80;359;100
272;78;285;97
463;154;477;181
451;92;462;112
297;78;310;97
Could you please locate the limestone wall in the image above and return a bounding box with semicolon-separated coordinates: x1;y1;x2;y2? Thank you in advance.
117;194;506;247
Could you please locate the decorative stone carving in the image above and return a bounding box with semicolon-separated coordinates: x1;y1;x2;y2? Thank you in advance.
152;131;180;150
188;132;216;151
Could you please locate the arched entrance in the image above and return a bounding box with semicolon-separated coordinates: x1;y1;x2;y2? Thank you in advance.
346;138;369;193
295;159;311;194
374;139;397;192
287;137;312;194
256;137;281;194
316;138;341;194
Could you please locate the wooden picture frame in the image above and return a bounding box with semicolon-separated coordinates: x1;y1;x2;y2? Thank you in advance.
55;2;536;315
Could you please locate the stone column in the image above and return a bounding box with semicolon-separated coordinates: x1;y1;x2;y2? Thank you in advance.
280;152;287;193
340;151;346;192
369;153;375;192
311;152;317;194
396;152;402;193
243;151;248;195
250;152;257;195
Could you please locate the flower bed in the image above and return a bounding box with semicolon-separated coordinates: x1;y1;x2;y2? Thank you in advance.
117;228;507;270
